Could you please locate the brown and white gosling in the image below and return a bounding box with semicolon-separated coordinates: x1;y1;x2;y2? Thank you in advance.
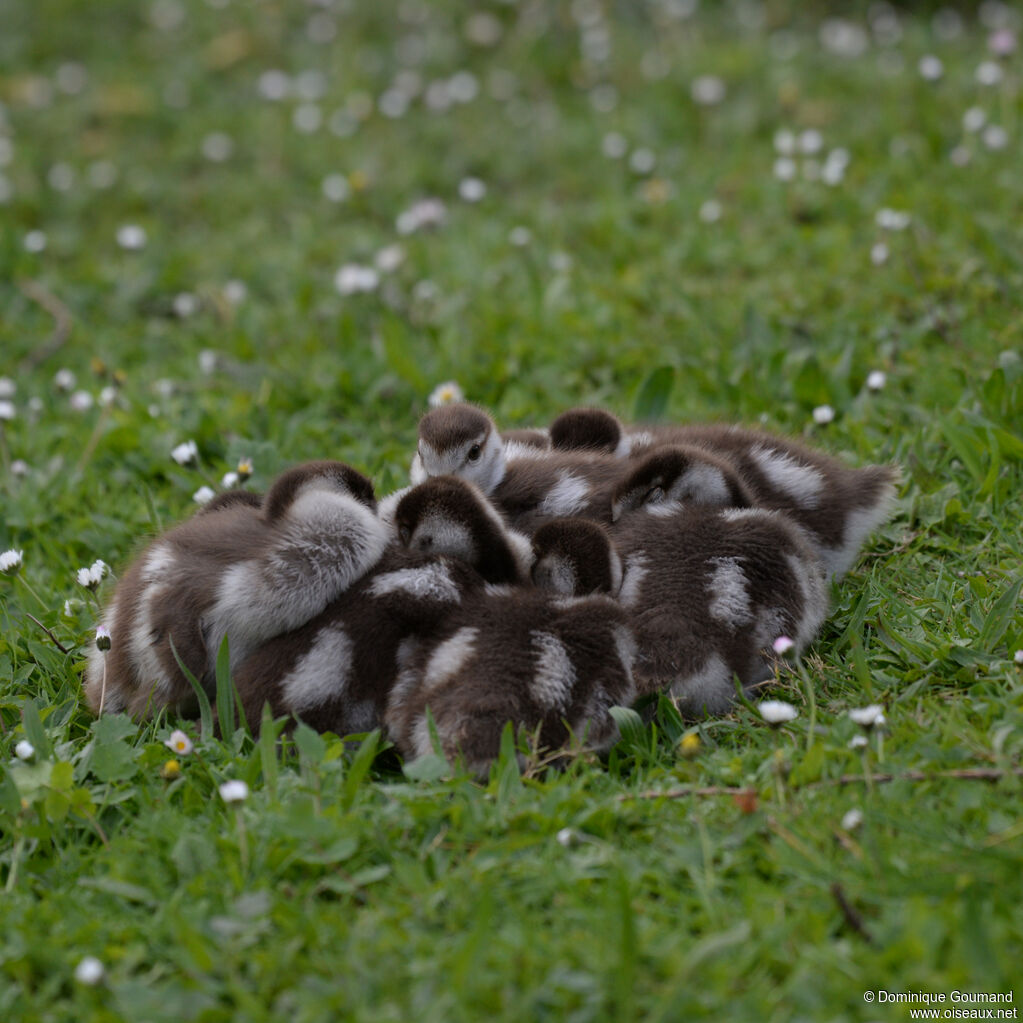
530;510;829;716
384;587;637;777
85;461;389;718
552;408;898;578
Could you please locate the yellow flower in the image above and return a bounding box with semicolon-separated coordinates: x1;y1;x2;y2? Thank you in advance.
161;759;181;780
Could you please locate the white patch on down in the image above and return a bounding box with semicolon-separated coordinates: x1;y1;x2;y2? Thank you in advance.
503;439;552;463
618;553;649;608
707;557;753;627
369;562;461;602
504;529;534;581
539;472;590;517
784;552;829;645
281;625;353;713
423;627;478;693
750;446;824;509
411;714;438;757
671;653;734;715
608;546;624;596
721;506;772;524
140;542;176;584
645;501;681;517
825;481;898;578
383;637;421;721
377;487;410;529
611;624;637;688
673;463;731;506
529;631;576;711
628;431;655;452
132;545;179;696
409;453;427;485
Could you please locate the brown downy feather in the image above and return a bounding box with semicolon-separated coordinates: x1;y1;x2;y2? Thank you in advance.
232;548;486;737
384;588;637;776
86;461;388;719
393;476;531;584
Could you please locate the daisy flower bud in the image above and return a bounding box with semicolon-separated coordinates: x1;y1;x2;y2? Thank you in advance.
193;486;215;505
678;732;701;757
772;636;795;656
161;759;182;780
1;549;24;575
15;740;35;760
236;458;253;481
95;625;111;652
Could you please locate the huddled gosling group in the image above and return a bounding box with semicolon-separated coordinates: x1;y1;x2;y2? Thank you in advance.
86;404;898;773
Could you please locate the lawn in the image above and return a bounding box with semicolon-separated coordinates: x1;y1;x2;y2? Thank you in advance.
1;1;1022;1019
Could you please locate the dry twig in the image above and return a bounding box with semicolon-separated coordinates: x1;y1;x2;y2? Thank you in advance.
17;279;73;371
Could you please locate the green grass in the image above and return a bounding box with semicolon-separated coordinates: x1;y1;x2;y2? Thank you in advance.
2;1;1022;1019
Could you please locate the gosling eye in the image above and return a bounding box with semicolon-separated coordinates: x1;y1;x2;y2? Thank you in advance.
398;524;411;545
645;485;666;504
466;443;482;463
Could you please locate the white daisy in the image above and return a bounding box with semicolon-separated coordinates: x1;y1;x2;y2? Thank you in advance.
164;729;194;756
171;440;198;466
193;485;215;504
219;779;249;803
116;224;147;250
849;704;886;728
428;381;465;407
691;75;726;106
15;740;34;760
812;405;835;425
841;808;863;831
458;177;486;202
74;956;105;986
334;264;379;296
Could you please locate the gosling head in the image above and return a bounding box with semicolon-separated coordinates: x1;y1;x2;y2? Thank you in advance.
549;407;626;456
610;446;753;522
262;460;377;524
531;518;622;597
412;403;506;495
393;476;528;584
